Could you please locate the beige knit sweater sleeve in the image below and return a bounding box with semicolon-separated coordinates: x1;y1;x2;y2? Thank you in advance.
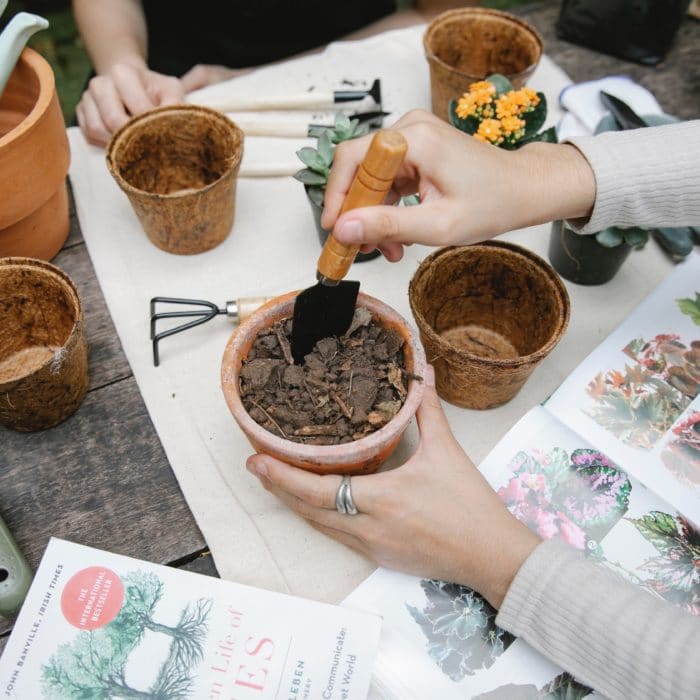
564;120;700;234
496;538;700;699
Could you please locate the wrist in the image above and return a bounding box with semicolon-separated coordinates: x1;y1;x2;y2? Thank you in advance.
514;141;596;227
480;518;540;610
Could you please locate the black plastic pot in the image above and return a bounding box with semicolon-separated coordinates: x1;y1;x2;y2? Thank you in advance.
548;220;631;285
305;186;381;263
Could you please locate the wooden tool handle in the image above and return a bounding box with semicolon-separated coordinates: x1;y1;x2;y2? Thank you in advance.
317;130;408;283
236;296;274;323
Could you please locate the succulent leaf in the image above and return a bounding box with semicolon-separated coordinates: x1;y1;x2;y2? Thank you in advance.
595;227;625;248
654;227;695;259
293;169;327;186
306;185;325;207
316;130;334;166
621;226;650;249
486;73;513;96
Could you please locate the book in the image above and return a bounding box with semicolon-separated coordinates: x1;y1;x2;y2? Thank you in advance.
344;255;700;699
0;538;381;699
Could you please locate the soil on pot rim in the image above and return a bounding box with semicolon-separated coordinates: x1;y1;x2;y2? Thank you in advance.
239;308;420;445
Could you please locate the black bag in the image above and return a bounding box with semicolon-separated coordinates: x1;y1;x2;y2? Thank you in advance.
556;0;691;65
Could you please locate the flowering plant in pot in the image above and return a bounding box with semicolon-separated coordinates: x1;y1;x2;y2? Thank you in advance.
448;74;556;148
293;113;380;262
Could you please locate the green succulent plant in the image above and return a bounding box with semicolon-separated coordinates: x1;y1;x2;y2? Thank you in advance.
293;113;369;207
595;226;650;249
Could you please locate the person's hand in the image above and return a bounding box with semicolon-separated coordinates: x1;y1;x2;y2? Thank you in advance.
180;64;248;92
245;366;540;609
75;61;185;146
321;109;595;261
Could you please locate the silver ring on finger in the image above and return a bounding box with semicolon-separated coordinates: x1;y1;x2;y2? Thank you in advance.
336;475;358;515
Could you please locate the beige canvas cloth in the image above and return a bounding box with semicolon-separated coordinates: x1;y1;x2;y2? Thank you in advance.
67;26;674;603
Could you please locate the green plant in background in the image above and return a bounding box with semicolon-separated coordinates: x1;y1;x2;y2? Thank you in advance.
594;226;649;249
448;73;557;149
293;113;369;206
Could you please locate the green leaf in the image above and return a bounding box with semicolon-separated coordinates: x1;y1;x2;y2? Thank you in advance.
676;293;700;325
401;194;420;207
316;131;334;165
296;146;320;169
596;227;624;248
293;168;327;186
654;227;695;259
521;92;547;138
486;73;513;96
518;126;558;147
621;226;649;249
448;100;478;134
334;112;351;133
306;185;325;208
629;511;681;555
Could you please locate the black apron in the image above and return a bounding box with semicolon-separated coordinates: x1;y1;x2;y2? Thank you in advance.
143;0;397;76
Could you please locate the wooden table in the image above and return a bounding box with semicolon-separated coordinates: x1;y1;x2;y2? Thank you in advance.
1;0;698;654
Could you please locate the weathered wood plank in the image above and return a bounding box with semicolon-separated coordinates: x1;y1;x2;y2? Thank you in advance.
0;376;205;569
51;243;132;390
64;180;83;248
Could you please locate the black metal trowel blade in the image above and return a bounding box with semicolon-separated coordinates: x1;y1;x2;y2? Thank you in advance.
291;280;360;364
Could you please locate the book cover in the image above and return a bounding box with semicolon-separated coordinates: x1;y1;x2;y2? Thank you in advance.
0;538;381;699
344;254;700;699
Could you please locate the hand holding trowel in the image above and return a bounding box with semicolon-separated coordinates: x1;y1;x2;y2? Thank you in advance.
291;129;408;364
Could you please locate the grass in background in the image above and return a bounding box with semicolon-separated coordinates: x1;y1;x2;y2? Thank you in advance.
1;0;533;124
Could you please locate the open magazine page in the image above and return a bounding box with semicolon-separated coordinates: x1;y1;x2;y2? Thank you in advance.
546;254;700;523
345;407;699;699
0;539;381;699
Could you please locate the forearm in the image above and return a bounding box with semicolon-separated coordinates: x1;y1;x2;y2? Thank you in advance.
496;539;700;699
72;0;148;73
564;121;700;233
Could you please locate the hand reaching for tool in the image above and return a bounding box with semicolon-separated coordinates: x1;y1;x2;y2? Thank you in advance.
321;109;596;261
245;366;540;610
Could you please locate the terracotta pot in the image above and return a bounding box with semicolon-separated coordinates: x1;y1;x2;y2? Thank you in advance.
0;257;89;431
423;8;543;121
0;48;71;260
106;105;244;255
221;291;426;475
409;242;569;409
548;220;632;285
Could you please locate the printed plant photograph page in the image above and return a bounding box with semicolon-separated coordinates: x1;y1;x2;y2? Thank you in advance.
546;255;700;522
0;538;381;699
345;406;699;699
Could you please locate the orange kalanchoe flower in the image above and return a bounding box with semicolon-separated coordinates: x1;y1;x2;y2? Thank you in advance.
500;115;526;137
475;118;503;144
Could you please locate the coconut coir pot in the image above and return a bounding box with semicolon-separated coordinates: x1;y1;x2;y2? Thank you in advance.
106;105;243;255
409;242;569;409
423;8;542;122
0;257;88;431
221;291;426;475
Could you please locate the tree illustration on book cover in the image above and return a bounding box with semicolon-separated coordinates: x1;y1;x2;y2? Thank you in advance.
473;671;592;699
585;331;700;450
406;580;514;681
41;570;213;698
497;448;631;555
627;511;700;616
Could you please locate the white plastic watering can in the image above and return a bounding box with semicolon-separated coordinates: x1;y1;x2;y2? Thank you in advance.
0;9;49;98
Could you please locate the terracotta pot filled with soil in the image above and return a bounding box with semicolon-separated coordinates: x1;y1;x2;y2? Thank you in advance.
0;48;71;260
221;291;426;475
0;257;88;431
106;105;243;255
423;8;542;121
409;242;569;409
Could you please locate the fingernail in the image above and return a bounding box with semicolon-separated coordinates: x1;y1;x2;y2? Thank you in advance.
336;219;363;244
246;456;268;478
424;364;435;388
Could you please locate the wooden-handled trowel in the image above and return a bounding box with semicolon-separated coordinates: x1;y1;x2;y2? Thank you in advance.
291;130;408;364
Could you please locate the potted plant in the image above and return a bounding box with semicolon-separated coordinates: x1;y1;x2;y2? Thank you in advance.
548;222;650;286
293;113;381;262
